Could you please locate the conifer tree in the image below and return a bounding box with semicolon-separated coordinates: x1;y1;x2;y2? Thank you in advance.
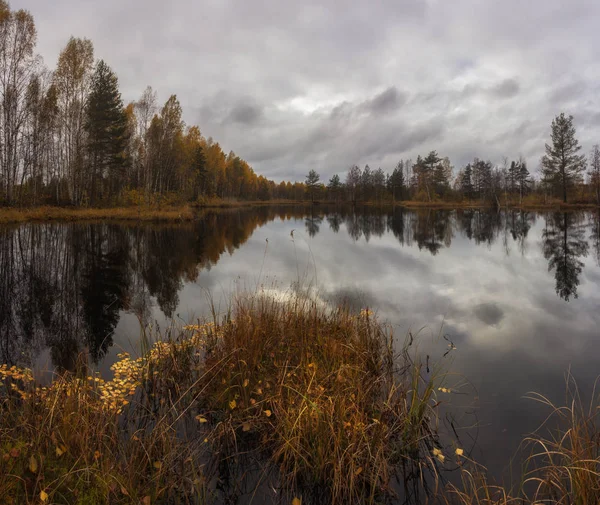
388;161;405;202
541;113;586;203
589;144;600;204
460;163;474;199
305;169;320;203
85;60;128;204
327;173;341;202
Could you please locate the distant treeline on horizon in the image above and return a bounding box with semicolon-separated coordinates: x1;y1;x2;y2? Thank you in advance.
1;2;599;208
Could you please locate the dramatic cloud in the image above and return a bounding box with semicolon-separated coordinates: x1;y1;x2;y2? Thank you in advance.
19;0;600;181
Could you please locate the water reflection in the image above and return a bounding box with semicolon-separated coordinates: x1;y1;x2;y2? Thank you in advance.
0;207;303;370
542;212;589;301
0;206;598;373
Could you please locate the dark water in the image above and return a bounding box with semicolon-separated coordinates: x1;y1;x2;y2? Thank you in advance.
1;206;600;483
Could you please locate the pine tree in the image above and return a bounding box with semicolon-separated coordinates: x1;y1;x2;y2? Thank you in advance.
421;151;440;201
516;159;531;204
473;159;492;200
305;169;320;203
85;60;128;205
460;163;474;199
361;165;373;201
387;161;405;202
508;161;518;194
589;144;600;204
541;113;586;203
345;165;362;205
327;173;341;202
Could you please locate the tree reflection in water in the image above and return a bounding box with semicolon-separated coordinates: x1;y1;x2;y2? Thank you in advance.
0;206;596;372
542;212;589;301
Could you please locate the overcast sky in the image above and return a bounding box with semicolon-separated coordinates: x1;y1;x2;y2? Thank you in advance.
15;0;600;182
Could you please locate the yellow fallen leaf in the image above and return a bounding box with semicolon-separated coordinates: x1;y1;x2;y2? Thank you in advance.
292;498;302;505
121;485;129;496
243;378;249;387
40;490;48;502
153;461;162;470
455;448;464;456
354;467;363;476
242;423;250;432
229;399;237;410
56;445;66;457
29;455;38;473
432;448;445;463
94;450;101;459
195;415;208;423
264;409;272;417
142;496;151;505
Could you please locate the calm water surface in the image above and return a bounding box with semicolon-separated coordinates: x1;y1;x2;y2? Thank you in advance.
1;206;600;482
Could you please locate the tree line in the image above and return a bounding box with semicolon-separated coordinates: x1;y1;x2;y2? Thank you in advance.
307;113;600;206
3;2;600;209
0;2;304;207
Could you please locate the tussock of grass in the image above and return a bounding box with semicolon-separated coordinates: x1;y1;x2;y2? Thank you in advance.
0;292;443;504
193;293;441;504
442;374;600;505
4;290;600;504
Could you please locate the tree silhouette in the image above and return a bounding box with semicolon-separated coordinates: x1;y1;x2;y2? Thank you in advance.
542;212;589;301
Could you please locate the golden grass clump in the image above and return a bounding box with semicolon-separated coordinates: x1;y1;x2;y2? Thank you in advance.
0;293;441;504
187;292;441;504
441;374;600;505
0;326;215;504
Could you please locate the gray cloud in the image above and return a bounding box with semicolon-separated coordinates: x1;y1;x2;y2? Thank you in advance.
474;303;505;327
360;87;407;115
227;101;263;125
20;0;600;181
491;78;520;98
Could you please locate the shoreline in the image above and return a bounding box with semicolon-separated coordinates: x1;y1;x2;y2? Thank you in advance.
1;199;598;224
0;201;308;224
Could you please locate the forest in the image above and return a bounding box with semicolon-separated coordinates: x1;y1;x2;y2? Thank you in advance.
2;1;600;210
307;113;600;207
0;2;304;207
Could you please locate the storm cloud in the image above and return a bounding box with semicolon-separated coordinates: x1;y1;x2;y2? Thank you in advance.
19;0;600;181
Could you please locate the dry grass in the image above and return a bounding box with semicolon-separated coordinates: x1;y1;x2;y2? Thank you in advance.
0;291;444;505
0;201;311;224
191;292;444;504
441;373;600;505
0;205;196;224
4;289;600;504
194;197;306;208
399;200;490;209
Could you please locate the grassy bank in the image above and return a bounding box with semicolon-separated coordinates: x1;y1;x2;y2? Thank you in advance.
194;197;306;208
0;292;441;504
2;292;600;504
0;200;310;224
0;205;196;224
398;199;600;210
1;198;598;225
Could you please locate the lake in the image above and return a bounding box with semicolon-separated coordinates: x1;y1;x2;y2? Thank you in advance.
1;206;600;485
